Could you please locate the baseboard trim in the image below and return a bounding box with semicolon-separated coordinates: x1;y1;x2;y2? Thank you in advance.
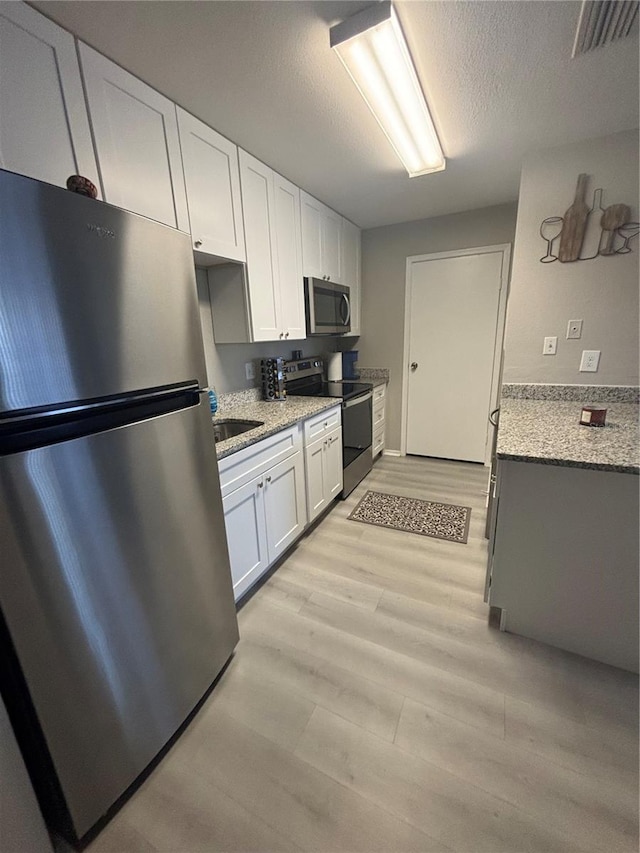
382;449;402;457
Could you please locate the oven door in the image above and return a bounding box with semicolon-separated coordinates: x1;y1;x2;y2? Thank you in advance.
305;278;351;335
342;391;372;468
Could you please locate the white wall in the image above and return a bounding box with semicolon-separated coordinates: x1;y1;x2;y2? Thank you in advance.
503;129;639;385
358;204;518;451
196;269;338;393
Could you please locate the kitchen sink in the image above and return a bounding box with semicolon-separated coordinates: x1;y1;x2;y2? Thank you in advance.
212;419;264;442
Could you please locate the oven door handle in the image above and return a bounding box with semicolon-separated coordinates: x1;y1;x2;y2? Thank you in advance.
342;391;372;409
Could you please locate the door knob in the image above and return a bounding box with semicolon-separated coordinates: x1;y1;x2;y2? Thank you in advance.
410;362;418;371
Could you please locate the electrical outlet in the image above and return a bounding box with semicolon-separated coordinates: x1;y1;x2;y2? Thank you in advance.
579;350;600;372
543;336;557;355
245;361;255;380
567;319;583;339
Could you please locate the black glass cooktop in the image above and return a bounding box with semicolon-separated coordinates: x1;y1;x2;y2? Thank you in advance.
287;380;372;401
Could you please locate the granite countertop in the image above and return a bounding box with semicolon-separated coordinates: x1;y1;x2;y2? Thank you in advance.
497;398;639;474
213;396;340;459
358;367;389;385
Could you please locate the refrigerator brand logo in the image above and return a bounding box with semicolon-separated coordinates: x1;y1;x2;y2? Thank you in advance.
87;223;116;239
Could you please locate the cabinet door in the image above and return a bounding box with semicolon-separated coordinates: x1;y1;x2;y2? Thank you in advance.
300;190;323;279
177;107;245;262
238;149;280;341
341;218;361;335
324;427;344;500
222;474;269;602
321;205;342;283
0;3;98;190
305;438;327;524
79;43;189;231
264;451;306;561
273;172;306;341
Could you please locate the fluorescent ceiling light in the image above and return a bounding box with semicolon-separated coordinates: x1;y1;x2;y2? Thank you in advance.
330;1;445;177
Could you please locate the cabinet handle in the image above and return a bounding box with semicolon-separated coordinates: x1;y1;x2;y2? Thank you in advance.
265;475;272;483
194;239;203;248
257;481;264;489
279;332;284;339
327;276;331;281
285;332;289;338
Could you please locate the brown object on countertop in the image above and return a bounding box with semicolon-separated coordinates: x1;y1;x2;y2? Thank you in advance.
558;173;589;263
66;175;98;199
599;204;631;255
580;406;607;427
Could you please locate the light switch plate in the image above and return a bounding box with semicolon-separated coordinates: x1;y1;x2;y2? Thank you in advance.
543;336;557;355
567;319;583;339
245;361;255;380
580;350;600;372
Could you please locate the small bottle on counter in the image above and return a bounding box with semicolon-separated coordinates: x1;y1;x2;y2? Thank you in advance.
208;388;218;415
579;405;606;427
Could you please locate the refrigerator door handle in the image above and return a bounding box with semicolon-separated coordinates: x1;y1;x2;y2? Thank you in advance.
0;384;203;456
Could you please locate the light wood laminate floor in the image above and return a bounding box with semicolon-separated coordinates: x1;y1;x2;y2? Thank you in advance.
87;456;639;853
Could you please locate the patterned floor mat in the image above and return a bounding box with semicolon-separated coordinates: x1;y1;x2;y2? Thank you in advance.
348;490;471;544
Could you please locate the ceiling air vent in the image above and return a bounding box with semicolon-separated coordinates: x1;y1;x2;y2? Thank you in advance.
572;0;638;56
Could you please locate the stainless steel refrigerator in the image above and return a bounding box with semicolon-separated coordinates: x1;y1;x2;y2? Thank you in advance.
0;169;239;844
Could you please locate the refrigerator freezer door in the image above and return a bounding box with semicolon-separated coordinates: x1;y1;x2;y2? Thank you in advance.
0;400;238;839
0;169;207;414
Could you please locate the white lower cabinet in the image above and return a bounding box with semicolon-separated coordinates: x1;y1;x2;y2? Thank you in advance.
222;473;269;599
304;406;343;524
262;452;306;561
219;424;306;601
372;383;386;459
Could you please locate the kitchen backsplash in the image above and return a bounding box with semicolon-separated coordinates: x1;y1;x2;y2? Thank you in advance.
358;367;390;383
502;383;640;403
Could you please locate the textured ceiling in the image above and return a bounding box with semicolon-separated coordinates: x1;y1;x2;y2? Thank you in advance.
32;1;639;229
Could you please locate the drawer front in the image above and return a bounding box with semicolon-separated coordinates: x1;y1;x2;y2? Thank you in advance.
373;426;385;457
373;384;386;404
372;404;385;430
303;405;341;444
219;424;301;496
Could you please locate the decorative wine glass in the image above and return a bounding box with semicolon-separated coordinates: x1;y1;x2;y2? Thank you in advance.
616;222;639;254
539;217;563;263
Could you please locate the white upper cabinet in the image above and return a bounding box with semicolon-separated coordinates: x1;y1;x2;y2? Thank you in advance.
239;150;280;341
300;192;323;279
273;172;305;340
78;43;189;231
341;218;362;336
322;208;342;282
300;191;342;283
234;149;306;342
0;2;98;190
176;107;245;262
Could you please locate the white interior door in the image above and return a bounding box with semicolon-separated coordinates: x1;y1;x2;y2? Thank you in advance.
406;250;505;463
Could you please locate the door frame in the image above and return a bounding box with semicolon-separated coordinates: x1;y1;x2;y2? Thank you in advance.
400;243;511;463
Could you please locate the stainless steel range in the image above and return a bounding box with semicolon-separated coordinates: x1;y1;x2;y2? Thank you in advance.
286;357;373;497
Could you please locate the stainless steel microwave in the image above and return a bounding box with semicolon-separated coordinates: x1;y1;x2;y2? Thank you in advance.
304;278;351;335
